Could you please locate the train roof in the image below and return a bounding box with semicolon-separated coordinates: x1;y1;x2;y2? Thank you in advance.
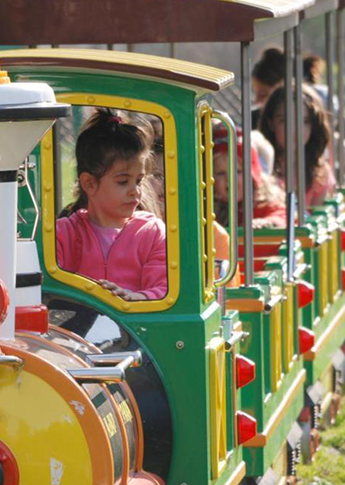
301;0;339;19
0;0;315;45
0;48;235;93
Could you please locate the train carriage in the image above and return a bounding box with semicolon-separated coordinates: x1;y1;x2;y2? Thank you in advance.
1;0;345;484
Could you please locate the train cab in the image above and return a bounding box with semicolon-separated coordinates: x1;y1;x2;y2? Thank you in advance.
0;49;256;485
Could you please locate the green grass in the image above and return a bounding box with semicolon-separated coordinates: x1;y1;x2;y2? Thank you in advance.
297;396;345;485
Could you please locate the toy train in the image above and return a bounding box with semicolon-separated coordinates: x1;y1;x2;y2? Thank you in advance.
0;0;345;484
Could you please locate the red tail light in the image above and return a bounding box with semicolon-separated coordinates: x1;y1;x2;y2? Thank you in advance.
341;230;345;251
297;280;314;308
15;305;48;334
0;279;9;325
342;269;345;290
299;327;315;354
236;355;256;388
237;411;257;445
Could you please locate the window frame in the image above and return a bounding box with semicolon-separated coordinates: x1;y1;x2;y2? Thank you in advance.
40;93;180;313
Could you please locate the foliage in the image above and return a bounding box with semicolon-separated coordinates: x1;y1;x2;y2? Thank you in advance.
297;397;345;485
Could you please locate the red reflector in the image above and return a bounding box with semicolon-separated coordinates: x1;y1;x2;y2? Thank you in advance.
237;411;257;445
236;355;256;388
0;440;19;485
297;280;314;308
299;327;315;354
15;305;48;334
0;279;9;325
342;269;345;290
341;230;345;252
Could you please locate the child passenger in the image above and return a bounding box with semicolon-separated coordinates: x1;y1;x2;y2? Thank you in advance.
251;47;286;129
213;127;286;229
56;109;167;301
260;84;335;206
146;130;241;287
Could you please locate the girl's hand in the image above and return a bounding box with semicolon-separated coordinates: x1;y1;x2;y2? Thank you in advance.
252;218;273;229
99;279;147;300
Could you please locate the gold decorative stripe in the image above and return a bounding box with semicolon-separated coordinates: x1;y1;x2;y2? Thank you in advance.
243;369;306;448
304;301;345;361
224;461;246;485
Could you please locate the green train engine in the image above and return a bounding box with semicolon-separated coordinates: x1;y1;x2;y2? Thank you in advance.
0;50;256;485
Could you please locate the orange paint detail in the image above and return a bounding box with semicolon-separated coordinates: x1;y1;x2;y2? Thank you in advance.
226;299;265;312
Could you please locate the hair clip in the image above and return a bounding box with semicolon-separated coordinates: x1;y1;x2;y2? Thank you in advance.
109;116;122;124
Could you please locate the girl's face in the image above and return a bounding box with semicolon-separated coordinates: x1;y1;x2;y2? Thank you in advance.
252;78;276;107
214;153;228;203
214;153;243;203
83;156;146;227
271;102;312;150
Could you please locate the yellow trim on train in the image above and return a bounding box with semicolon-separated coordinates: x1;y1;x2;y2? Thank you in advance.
318;242;329;316
226;461;246;485
328;229;340;302
198;102;216;303
244;369;306;448
270;301;282;392
209;336;227;479
282;283;294;373
304;297;345;361
41;93;180;313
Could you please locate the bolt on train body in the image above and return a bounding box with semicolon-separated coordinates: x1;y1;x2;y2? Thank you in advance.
0;0;345;484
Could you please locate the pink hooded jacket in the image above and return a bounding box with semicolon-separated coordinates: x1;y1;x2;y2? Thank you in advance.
56;209;167;300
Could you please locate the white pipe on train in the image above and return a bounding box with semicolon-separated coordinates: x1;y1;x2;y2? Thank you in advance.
0;79;70;339
0;180;17;338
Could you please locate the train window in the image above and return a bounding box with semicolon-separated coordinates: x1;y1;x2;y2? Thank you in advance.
40;95;180;312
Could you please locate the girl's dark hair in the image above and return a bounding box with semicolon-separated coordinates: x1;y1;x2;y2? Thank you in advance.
252;48;285;87
76;108;153;179
260;84;330;190
66;108;153;214
303;54;325;84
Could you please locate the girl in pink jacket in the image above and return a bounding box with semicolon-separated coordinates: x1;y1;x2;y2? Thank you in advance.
56;109;167;301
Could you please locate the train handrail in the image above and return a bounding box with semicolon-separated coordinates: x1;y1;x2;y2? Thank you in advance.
68;350;142;384
212;110;238;288
0;355;24;370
